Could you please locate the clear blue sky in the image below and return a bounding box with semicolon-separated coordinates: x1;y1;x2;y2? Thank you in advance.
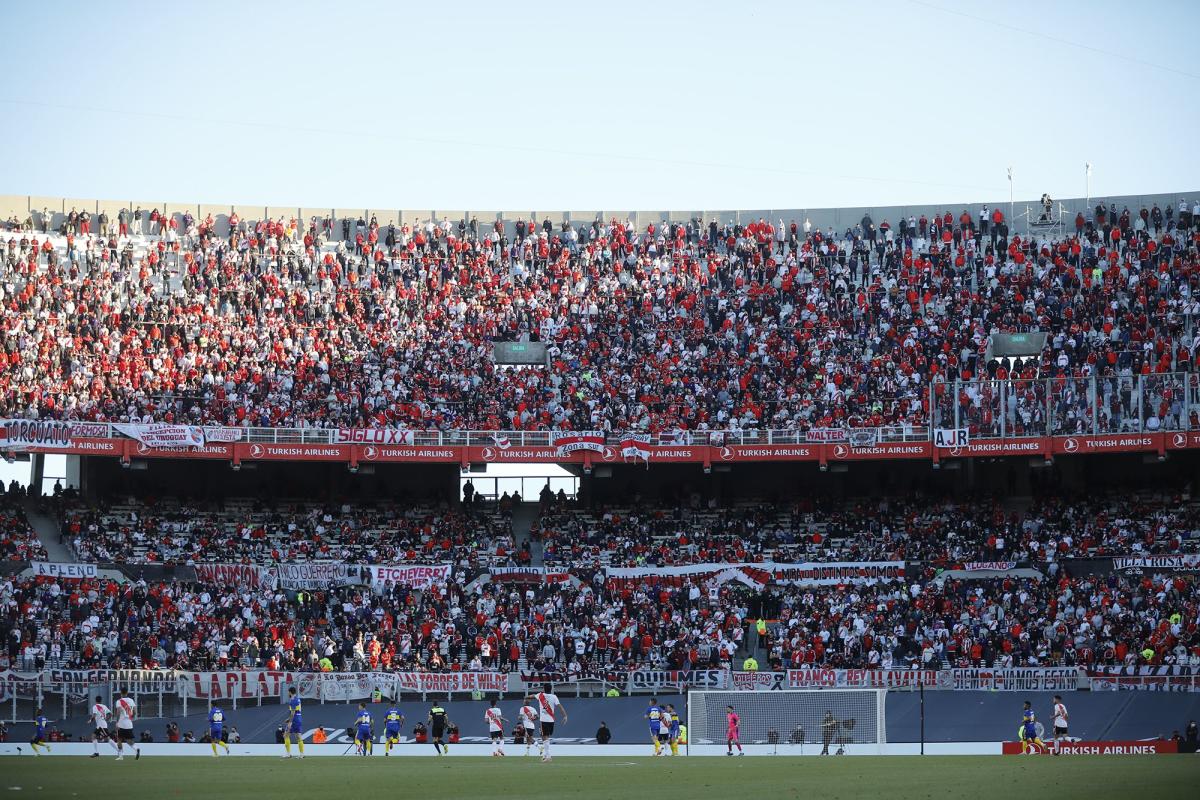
1;0;1197;210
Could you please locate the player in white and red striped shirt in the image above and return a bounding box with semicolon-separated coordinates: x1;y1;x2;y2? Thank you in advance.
484;700;509;757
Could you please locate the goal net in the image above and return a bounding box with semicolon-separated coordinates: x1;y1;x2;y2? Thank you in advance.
687;690;887;751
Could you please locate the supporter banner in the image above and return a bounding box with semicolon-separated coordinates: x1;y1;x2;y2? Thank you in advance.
275;562;362;590
847;430;878;448
933;428;969;448
31;561;97;579
755;562;906;587
605;562;905;588
202;427;244;443
193;563;274;589
627;669;728;691
392;671;508;694
488;567;570;584
110;669;178;693
367;564;452;590
551;431;606;456
1087;666;1200;692
1112;555;1200;573
178;670;295;699
730;671;788;691
785;668;944;690
335;428;415;445
113;422;205;449
296;672;399;701
1001;740;1176;755
805;429;847;442
1;419;79;451
619;436;651;463
962;561;1019;571
951;667;1083;691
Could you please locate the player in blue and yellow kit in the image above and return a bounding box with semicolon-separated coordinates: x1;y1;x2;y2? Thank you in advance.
383;703;405;755
354;703;374;756
208;705;231;756
645;697;667;756
1020;700;1045;754
282;686;305;759
24;707;50;755
665;703;681;756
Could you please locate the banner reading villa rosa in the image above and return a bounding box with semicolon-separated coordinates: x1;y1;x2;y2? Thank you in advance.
275;562;363;590
32;561;97;579
113;422;205;448
551;431;606;456
193;563;274;588
1112;555;1200;572
367;564;452;589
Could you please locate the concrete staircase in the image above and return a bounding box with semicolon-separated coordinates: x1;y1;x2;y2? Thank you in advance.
23;499;77;562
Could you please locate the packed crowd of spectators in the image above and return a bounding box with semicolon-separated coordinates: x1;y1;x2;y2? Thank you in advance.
61;497;520;568
2;201;1199;435
0;494;47;562
3;553;1195;676
534;492;1200;570
759;569;1199;671
0;567;750;676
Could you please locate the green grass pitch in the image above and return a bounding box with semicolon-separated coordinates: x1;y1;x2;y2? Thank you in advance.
2;755;1195;799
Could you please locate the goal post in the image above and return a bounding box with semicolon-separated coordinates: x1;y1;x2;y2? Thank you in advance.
687;689;887;754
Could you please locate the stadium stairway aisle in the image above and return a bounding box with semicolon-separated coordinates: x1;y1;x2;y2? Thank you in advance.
511;503;542;565
23;499;76;562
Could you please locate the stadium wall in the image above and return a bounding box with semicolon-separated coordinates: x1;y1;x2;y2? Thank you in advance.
12;693;1198;747
2;190;1196;241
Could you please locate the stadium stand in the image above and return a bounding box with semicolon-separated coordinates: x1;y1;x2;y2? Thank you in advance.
1;199;1197;434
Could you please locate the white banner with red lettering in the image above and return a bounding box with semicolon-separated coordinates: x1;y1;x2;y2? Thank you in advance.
113;422;205;448
552;431;606;456
782;668;946;690
177;670;295;699
367;564;452;590
334;428;416;445
193;563;275;588
1112;554;1200;572
296;671;510;698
